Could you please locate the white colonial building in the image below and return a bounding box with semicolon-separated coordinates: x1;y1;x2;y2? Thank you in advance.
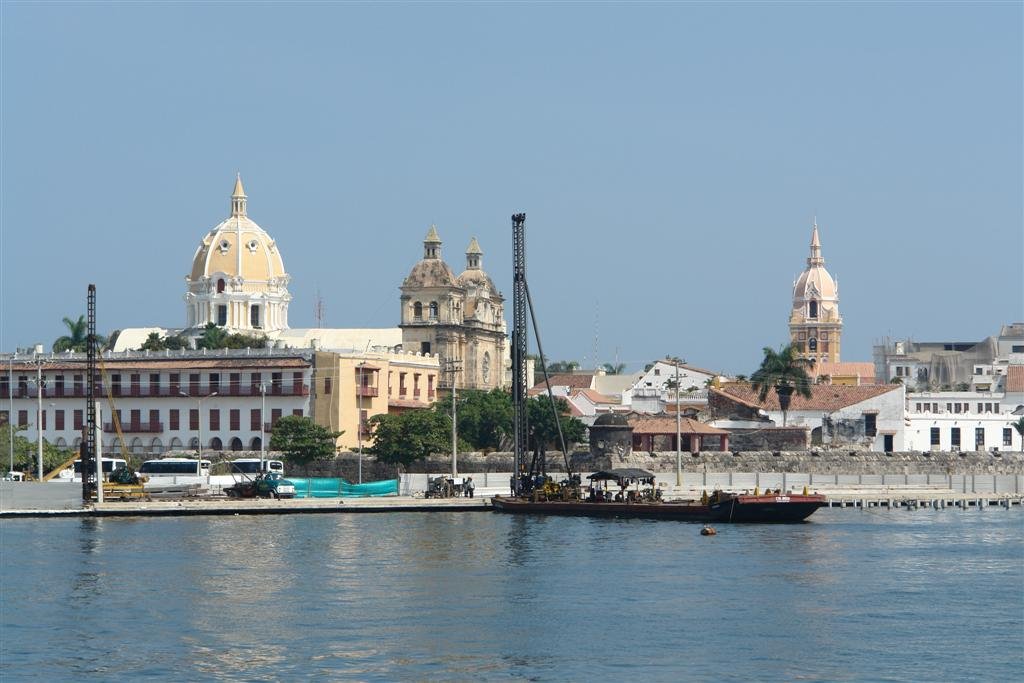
905;386;1023;452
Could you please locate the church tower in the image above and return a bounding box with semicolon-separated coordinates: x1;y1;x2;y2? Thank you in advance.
789;221;842;364
399;227;507;390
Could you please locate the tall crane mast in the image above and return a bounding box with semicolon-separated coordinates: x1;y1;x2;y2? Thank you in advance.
510;213;572;496
81;284;99;502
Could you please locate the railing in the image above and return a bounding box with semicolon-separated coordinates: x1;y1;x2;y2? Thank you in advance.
357;385;379;397
103;421;163;433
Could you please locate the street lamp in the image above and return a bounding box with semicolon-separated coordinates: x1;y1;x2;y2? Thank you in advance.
181;390;217;476
675;363;682;489
260;383;266;473
356;363;364;484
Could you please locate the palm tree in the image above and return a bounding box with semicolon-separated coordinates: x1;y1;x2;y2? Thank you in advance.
750;345;813;427
1013;417;1024;452
601;362;626;375
52;316;88;352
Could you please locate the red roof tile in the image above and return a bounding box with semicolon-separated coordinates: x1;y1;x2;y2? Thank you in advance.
1006;365;1024;392
542;373;595;389
627;413;729;435
714;383;900;411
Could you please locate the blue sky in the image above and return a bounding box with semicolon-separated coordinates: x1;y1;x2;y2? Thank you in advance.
2;1;1021;375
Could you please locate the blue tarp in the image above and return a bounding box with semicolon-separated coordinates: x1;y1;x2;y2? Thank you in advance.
287;477;399;498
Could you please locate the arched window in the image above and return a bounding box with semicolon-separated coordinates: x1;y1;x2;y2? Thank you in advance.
250;436;262;451
150;438;163;455
169;437;183;451
429;301;439;319
413;302;423;320
189;437;200;450
230;437;243;451
217;278;226;294
808;337;818;352
210;437;223;451
130;437;144;455
809;300;818;318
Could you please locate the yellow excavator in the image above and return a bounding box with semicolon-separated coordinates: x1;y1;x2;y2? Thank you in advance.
33;357;144;499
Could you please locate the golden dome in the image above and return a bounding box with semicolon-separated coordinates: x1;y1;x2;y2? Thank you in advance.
188;176;287;284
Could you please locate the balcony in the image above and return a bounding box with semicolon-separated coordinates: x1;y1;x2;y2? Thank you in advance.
104;421;163;433
357;385;379;397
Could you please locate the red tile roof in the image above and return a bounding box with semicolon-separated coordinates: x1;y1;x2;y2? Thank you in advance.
628;414;729;435
714;383;900;411
1007;365;1024;393
8;357;310;371
542;373;595;389
812;361;876;383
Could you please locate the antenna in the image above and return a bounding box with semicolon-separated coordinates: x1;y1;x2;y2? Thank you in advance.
314;287;325;328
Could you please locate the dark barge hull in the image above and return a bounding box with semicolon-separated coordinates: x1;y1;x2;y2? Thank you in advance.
491;494;827;523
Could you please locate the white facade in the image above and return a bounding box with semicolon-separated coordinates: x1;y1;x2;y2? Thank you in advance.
626;361;717;412
2;350;313;458
905;390;1022;452
767;385;906;452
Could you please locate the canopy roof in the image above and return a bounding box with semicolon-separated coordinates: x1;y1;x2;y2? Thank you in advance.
587;468;656;484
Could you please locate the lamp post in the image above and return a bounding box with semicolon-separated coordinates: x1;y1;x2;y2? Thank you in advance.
181;390;217;476
356;363;364;484
260;383;266;473
675;363;682;489
7;357;14;475
35;359;43;481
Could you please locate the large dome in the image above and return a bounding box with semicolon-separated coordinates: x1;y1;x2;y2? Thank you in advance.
793;266;837;301
188;177;286;283
404;259;457;288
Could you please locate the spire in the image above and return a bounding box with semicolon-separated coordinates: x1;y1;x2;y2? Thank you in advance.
807;219;824;267
465;237;482;270
423;224;441;259
231;173;247;217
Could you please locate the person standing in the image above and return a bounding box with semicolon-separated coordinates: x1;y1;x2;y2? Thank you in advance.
465;476;475;498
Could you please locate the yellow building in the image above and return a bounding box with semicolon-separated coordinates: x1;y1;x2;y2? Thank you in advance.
312;350;440;450
789;222;842;364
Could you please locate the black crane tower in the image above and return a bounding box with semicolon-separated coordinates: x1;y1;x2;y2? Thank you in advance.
511;213;529;495
510;213;572;497
81;284;99;502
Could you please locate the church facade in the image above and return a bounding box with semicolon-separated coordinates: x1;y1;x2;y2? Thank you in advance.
400;227;508;391
789;222;842;364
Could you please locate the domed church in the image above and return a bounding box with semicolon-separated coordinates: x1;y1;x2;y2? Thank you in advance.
400;227;509;390
789;221;842;364
184;175;291;333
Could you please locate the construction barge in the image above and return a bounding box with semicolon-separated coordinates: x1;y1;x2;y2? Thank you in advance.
491;469;828;523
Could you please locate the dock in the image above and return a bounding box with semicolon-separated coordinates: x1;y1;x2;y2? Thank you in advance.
1;495;491;518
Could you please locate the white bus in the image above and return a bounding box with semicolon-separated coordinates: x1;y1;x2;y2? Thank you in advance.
228;459;285;477
58;458;130;483
138;458;211;486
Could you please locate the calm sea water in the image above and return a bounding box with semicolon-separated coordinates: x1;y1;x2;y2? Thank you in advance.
1;508;1021;681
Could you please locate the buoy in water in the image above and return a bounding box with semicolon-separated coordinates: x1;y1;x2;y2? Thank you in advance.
700;525;717;536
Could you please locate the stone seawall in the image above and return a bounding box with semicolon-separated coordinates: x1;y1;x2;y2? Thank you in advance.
312;449;1024;477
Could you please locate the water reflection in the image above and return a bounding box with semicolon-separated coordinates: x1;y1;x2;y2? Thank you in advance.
0;510;1021;681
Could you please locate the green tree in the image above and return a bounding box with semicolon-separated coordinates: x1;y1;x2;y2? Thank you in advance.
140;332;167;351
547;360;581;373
193;323;267;350
527;395;586;454
734;374;748;383
1012;417;1024;452
436;388;512;452
750;344;813;427
269;416;341;468
1;424;75;477
52;316;97;352
368;409;451;469
601;362;626;375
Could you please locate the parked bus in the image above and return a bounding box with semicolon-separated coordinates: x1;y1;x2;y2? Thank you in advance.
138;458;211;485
228;459;285;477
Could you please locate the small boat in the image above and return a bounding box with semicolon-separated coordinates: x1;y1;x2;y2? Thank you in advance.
490;469;827;523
